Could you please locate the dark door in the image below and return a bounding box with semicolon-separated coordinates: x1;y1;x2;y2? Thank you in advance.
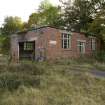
19;41;35;60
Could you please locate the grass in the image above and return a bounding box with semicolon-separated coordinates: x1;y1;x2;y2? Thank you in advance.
0;71;105;105
0;57;104;105
94;62;105;71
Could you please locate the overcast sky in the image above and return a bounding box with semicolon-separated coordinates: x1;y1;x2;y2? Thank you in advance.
0;0;60;26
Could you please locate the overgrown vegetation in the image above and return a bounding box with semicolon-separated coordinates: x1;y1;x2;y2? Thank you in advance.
0;36;10;55
94;51;105;62
0;62;44;90
0;0;105;104
0;58;104;105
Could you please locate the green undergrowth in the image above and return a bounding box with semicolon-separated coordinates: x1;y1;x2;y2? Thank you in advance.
0;58;104;105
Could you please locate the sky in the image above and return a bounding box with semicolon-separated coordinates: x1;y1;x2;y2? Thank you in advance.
0;0;60;26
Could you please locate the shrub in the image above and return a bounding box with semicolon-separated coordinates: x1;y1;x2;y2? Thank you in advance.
1;87;46;105
0;60;104;105
0;73;105;105
8;63;44;75
0;72;40;91
0;63;45;91
94;51;105;62
94;62;105;71
0;36;10;55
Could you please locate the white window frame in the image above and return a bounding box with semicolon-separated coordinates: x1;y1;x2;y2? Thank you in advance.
62;33;71;49
91;38;96;51
77;41;86;54
24;42;33;51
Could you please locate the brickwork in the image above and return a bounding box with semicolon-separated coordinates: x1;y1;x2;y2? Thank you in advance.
11;26;100;61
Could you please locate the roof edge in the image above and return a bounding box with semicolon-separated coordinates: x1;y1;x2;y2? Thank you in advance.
15;25;96;37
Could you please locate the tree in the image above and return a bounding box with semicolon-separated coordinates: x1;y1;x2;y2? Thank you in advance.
22;22;30;30
0;16;24;55
0;36;10;54
39;0;52;11
28;13;43;27
28;0;62;28
60;0;105;50
61;0;94;31
1;16;23;35
60;0;105;32
88;6;105;49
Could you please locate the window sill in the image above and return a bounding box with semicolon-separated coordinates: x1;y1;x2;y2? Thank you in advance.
62;48;72;51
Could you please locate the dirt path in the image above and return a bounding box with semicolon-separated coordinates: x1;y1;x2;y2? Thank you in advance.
90;69;105;78
69;67;105;78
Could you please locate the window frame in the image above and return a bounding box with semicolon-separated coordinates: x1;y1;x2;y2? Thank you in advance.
61;33;71;49
91;38;96;51
24;42;34;51
77;41;86;54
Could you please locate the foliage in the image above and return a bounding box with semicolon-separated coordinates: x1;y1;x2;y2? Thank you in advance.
0;16;24;55
60;0;105;32
28;0;62;27
63;0;93;31
1;16;24;35
94;62;105;71
0;59;104;105
39;0;52;11
22;22;30;30
0;63;45;91
88;6;105;49
0;36;10;55
93;50;105;62
60;0;105;49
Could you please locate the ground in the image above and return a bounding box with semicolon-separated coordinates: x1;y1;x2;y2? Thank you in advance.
0;57;105;105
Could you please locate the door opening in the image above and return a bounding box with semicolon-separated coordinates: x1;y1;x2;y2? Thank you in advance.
19;41;35;60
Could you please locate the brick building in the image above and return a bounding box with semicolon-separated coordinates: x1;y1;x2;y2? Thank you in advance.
10;26;100;61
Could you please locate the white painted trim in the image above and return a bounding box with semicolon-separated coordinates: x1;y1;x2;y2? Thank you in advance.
77;41;86;54
28;37;38;41
17;44;19;60
49;40;57;45
62;33;71;49
77;40;86;43
91;38;96;51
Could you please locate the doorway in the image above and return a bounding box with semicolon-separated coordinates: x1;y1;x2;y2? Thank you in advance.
19;41;35;60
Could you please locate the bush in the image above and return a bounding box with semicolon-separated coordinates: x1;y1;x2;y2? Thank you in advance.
94;62;105;71
0;60;104;105
0;73;105;105
0;36;10;55
94;51;105;62
8;63;44;75
1;87;46;105
0;63;45;91
0;72;40;91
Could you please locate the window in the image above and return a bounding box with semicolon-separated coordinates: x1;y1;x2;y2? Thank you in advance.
77;41;85;54
91;39;96;51
62;33;71;49
24;42;34;50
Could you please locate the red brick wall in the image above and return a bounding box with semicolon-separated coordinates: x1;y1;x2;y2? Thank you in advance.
11;27;100;61
43;27;100;59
